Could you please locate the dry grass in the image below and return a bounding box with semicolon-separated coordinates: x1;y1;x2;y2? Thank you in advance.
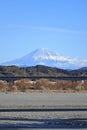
0;78;87;93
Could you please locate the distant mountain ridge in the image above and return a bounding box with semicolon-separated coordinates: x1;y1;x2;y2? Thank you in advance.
0;65;69;77
0;65;87;77
2;48;87;69
78;67;87;70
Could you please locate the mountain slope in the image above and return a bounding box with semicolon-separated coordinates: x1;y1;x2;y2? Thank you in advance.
0;65;70;77
2;48;87;69
0;65;87;77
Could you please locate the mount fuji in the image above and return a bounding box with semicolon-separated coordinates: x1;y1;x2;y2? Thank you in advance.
2;48;87;69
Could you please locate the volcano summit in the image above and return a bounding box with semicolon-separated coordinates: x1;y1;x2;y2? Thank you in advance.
2;48;87;69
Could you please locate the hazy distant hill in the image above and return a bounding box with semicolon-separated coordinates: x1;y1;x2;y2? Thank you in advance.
78;67;87;71
70;67;87;76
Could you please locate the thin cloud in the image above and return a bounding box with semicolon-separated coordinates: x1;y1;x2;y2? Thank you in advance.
31;26;80;33
0;24;86;34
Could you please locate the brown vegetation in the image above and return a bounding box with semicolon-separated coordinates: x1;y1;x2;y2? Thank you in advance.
0;80;8;92
0;78;87;93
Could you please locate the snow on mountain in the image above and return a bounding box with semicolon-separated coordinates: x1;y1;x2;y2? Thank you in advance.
1;48;87;69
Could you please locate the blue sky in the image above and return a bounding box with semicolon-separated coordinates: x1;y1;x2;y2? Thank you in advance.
0;0;87;63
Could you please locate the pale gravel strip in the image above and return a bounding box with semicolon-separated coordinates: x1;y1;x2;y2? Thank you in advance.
0;112;87;130
0;92;87;129
0;92;87;109
0;112;87;119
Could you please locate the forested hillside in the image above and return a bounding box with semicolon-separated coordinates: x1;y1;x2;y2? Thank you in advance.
0;65;87;77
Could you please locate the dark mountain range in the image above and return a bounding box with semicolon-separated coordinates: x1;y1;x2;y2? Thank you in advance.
78;67;87;71
0;65;87;77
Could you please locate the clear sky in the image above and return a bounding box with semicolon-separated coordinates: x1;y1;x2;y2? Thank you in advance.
0;0;87;63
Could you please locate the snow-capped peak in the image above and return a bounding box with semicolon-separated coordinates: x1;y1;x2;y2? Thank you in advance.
30;48;68;61
1;48;87;69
